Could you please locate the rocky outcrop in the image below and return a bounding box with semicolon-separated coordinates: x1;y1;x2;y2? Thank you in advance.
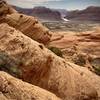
0;23;98;100
0;0;17;24
65;6;100;21
1;13;52;45
0;0;17;16
0;1;52;45
0;71;61;100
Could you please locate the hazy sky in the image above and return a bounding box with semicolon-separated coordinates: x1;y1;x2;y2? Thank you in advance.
7;0;100;10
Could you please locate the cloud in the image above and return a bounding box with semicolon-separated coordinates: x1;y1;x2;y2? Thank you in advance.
7;0;62;4
6;0;63;8
26;0;62;3
25;0;62;4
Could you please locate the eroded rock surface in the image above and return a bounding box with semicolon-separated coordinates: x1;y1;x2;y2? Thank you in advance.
66;62;100;99
4;13;52;45
0;0;52;45
0;23;98;100
0;71;61;100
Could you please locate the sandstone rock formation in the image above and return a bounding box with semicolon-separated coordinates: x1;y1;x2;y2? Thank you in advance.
0;0;17;16
66;62;100;98
0;23;98;100
0;71;61;100
0;0;17;25
3;13;52;45
0;0;52;45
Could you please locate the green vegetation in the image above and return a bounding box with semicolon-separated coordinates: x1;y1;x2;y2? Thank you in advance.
0;51;22;78
48;46;63;57
90;58;100;76
72;54;86;66
93;67;100;76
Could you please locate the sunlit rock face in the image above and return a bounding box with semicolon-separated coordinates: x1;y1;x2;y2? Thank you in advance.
3;13;52;45
0;23;98;100
0;71;61;100
0;1;52;45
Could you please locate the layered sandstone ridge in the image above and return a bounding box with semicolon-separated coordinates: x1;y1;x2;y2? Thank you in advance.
0;71;61;100
0;0;52;45
0;23;98;100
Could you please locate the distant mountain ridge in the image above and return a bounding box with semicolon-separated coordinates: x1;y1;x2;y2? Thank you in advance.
13;6;62;21
13;5;100;22
65;6;100;21
52;9;68;17
31;6;62;21
12;6;33;15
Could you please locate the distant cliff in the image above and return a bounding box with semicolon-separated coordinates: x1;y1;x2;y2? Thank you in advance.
65;6;100;21
12;6;33;15
13;6;62;21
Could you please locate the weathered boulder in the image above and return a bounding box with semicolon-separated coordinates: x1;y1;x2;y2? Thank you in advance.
0;23;98;100
0;71;61;100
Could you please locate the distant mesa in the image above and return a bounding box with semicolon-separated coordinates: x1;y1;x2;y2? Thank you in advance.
13;5;100;22
65;6;100;21
13;6;62;21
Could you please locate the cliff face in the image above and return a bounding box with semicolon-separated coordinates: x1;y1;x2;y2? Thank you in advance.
32;7;62;21
65;6;100;21
13;5;33;15
0;23;98;100
13;6;62;21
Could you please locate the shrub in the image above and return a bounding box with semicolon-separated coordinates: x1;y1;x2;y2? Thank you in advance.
0;51;22;78
90;58;100;76
72;54;86;66
48;46;63;57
